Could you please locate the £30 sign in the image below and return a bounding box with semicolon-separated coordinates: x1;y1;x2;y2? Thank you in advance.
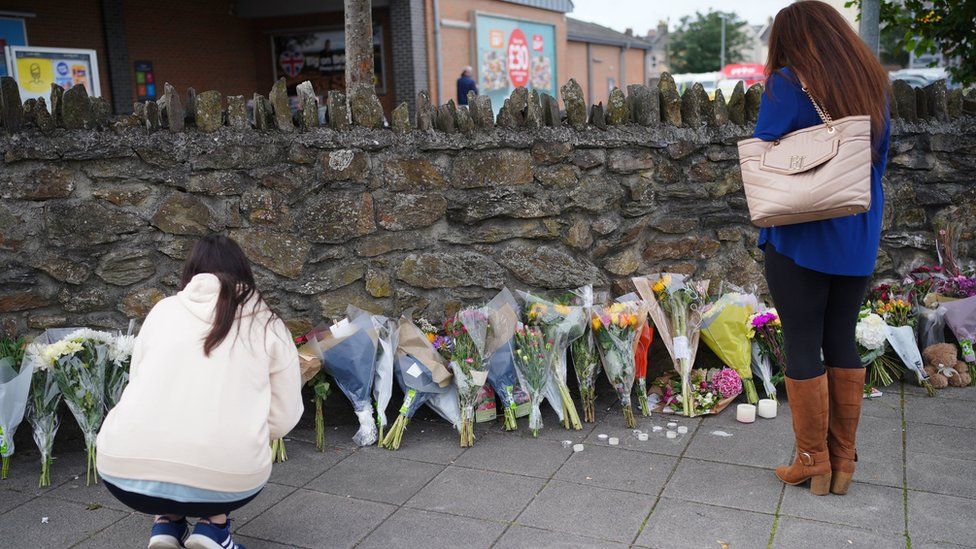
507;28;529;87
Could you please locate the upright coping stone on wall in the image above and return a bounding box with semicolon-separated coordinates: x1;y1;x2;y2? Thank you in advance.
606;87;629;125
163;83;185;132
62;84;96;130
435;100;457;133
540;92;560;127
560;78;587;130
391;102;410;133
1;77;24;132
327;90;350;131
727;80;745;125
32;97;55;132
416;90;433;131
744;83;763;124
590;101;606;130
469;92;494;130
226;95;247;129
195;91;223;133
658;73;682;126
270;78;295;132
185;88;198;127
296;81;319;131
627;84;658;126
712;89;729;127
525;89;543;129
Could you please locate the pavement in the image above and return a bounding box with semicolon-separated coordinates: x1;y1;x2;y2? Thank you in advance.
1;381;974;549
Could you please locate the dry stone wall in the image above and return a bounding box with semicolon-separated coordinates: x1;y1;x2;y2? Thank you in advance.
1;76;975;335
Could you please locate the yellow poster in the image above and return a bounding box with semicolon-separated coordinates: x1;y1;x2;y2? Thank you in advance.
16;56;54;95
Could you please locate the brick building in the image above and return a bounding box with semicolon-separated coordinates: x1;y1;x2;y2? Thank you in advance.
2;0;652;116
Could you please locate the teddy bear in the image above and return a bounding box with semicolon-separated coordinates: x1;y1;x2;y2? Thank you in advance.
921;343;972;388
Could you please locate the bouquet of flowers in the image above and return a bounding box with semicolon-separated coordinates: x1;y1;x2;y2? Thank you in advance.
634;324;654;416
382;314;454;450
941;296;976;383
22;332;66;488
634;274;709;418
306;307;379;447
856;310;904;389
372;315;399;441
513;325;556;436
0;336;30;479
448;307;494;447
569;286;602;423
295;333;331;451
104;321;136;411
700;290;760;404
872;296;935;395
654;367;742;416
747;308;786;400
48;328;115;485
520;292;585;430
484;288;526;431
592;301;646;427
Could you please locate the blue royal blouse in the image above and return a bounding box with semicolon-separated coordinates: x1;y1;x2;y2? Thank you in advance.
752;67;890;277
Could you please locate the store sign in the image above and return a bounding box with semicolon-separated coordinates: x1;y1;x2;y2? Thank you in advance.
5;45;100;101
270;25;386;95
0;17;28;78
475;13;556;115
134;60;156;101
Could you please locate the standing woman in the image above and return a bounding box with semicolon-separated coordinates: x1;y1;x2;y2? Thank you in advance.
97;235;304;549
754;1;890;495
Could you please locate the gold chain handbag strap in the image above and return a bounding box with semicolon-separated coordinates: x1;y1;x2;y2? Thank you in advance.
801;86;835;133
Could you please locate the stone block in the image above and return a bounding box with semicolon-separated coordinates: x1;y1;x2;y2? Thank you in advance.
659;72;682;126
163;83;184;131
745;82;764;123
627;83;658;125
499;244;607;288
327;90;349;130
469;93;494;130
606;86;629;125
298;191;376;244
1;76;23;132
524;89;543;128
296;80;319;130
349;86;385;129
230;228;310;278
391;102;410;133
226;95;247;128
194;90;222;132
396;251;506;289
452;149;532;188
589;101;606;130
62;84;95;130
375;191;446;231
95;250;155;286
455;104;474;133
712;88;729;126
151;192;213;236
540;92;560;126
727;79;746;125
560;78;587;129
415;90;433;131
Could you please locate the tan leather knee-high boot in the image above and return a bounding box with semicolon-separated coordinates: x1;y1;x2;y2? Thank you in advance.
826;366;865;495
776;373;832;495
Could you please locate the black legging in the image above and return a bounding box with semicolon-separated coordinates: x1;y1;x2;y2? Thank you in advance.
764;245;871;380
104;480;260;518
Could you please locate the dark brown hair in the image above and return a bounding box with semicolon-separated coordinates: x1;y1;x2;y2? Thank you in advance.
180;234;264;356
765;0;889;148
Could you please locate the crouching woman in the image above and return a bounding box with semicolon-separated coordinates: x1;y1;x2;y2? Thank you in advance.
97;235;304;549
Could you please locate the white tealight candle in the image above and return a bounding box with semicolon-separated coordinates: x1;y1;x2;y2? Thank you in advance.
757;399;778;419
666;430;677;439
573;444;585;452
667;421;678;429
677;426;688;435
597;433;609;440
637;433;649;441
608;437;619;446
736;403;757;424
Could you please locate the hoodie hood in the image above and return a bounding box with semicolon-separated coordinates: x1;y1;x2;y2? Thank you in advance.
176;273;267;323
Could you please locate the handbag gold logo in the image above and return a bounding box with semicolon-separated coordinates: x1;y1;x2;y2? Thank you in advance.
789;155;805;170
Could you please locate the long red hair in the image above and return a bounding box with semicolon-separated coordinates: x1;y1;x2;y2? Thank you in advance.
765;1;889;148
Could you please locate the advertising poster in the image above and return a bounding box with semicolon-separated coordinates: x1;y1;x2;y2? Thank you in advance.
271;25;386;96
6;45;101;101
475;13;556;115
0;17;28;77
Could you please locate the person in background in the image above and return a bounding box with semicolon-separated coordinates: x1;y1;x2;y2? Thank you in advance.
457;65;478;105
97;235;304;549
754;1;890;497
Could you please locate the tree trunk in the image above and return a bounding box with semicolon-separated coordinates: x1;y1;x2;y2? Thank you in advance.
858;0;881;57
344;0;374;96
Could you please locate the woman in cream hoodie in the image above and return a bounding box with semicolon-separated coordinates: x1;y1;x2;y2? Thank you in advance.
97;235;304;549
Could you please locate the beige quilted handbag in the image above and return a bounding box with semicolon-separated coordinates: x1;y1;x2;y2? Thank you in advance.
737;88;872;227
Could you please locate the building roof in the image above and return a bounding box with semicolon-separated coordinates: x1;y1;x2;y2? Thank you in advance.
500;0;575;13
567;17;655;50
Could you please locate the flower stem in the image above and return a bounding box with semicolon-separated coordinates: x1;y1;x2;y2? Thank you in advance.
636;378;651;417
742;379;759;404
557;383;582;430
381;414;409;450
85;443;98;486
622;403;636;428
314;397;325;451
1;456;8;480
503;407;518;431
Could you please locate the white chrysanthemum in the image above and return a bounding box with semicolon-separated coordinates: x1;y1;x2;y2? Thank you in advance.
855;313;888;350
40;340;83;367
24;342;48;371
66;328;115;345
109;335;136;365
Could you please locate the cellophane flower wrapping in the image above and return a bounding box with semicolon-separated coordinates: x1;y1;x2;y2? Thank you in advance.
50;329;114;485
634;274;709;418
22;334;64;488
856;311;903;389
0;338;31;480
371;315;399;441
381;313;455;450
871;296;935;395
746;307;786;398
592;301;647;427
484;288;525;430
569;286;601;423
700;290;759;404
916;305;947;349
104;331;135;411
308;307;379;447
513;324;556;436
941;296;976;371
519;292;585;430
448;307;494;447
617;291;652;417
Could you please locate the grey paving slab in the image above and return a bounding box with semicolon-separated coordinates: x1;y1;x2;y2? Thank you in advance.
662;459;783;514
907;422;976;463
907;451;976;500
853;414;905;488
498;404;596;444
905;394;976;429
71;512;147;549
516;479;654;544
683;420;794;469
0;447;89;495
772;517;906;548
406;465;544;522
453;432;573;478
908;490;976;547
233;534;301;548
0;495;127;548
305;447;443;505
46;477;130;512
0;486;35;515
634;497;775;549
553;444;676;495
237;489;395;549
268;439;352;487
497;524;627;548
582;414;698;456
234;482;298;525
379;418;468;465
862;393;905;420
903;383;976;402
700;400;792;433
357;507;506;549
780;481;905;534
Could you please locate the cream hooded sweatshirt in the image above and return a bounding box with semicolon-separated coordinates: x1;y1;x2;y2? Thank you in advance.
97;273;304;492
